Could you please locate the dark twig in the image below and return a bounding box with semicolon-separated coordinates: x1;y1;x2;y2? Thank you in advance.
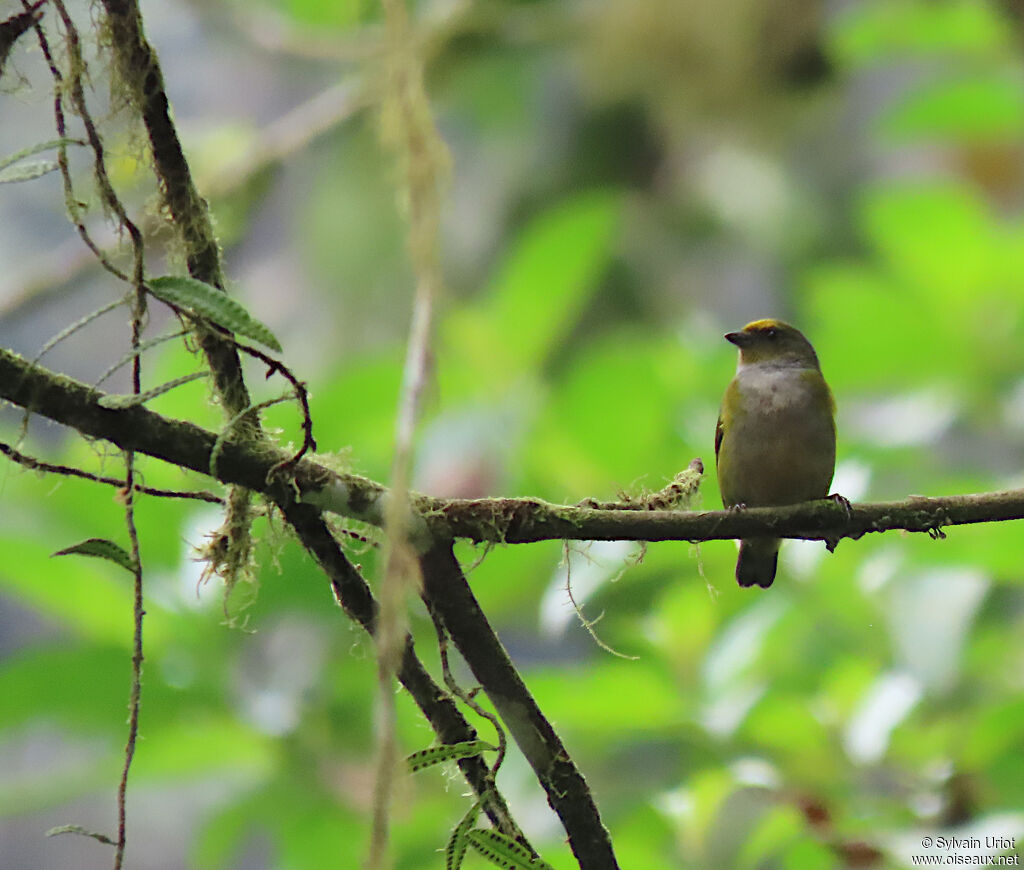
114;445;144;870
233;340;316;474
561;541;639;661
24;1;131;284
118;145;146;870
432;614;509;778
51;0;145;262
0;441;222;502
114;175;146;870
427;607;527;849
29;5;151;862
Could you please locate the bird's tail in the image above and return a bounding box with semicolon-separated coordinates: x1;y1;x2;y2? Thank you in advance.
736;538;780;588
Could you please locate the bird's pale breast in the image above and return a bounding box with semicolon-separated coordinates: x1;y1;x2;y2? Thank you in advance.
718;365;836;508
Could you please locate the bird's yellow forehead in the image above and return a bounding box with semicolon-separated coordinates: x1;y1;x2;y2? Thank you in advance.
743;318;787;333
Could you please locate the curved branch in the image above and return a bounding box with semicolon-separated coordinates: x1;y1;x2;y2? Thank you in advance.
3;347;1023;546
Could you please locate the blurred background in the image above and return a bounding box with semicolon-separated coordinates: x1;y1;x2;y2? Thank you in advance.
1;0;1024;867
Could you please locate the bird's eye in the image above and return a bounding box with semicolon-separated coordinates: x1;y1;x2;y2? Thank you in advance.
765;327;778;339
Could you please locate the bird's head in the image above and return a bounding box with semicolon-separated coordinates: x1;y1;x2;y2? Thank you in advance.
725;319;821;368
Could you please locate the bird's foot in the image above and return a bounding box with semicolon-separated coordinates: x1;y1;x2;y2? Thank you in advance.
828;492;852;519
824;493;852;553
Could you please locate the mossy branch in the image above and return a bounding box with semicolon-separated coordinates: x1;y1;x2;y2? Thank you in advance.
100;0;258;594
4;347;1023;547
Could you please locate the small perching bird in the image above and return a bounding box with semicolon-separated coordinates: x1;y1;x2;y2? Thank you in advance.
715;319;836;588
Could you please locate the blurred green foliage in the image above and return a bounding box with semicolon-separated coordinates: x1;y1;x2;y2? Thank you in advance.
1;0;1024;868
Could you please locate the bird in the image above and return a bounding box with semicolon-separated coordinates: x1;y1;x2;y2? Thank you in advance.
715;318;836;588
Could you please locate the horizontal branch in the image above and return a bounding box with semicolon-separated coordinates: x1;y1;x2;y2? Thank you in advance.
4;347;1024;546
423;488;1024;545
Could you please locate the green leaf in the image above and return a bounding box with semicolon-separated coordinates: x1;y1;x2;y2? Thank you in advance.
442;190;621;393
683;769;735;842
286;0;378;29
964;697;1024;767
446;798;484;870
191;794;257;870
489;190;619;366
0;537;174;647
52;537;136;573
736;804;804;869
805;268;925;389
830;0;1011;67
781;838;838;870
528;659;686;736
859;181;998;295
529;334;699;491
466;829;554;869
147;275;282;352
270;781;364;867
0;646;134;731
97;371;209;409
130;716;274;781
0;159;59;184
882;73;1024;142
406;740;497;773
0;137;83;171
45;825;115;845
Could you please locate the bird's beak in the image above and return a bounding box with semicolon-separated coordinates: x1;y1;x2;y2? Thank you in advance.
725;331;749;347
